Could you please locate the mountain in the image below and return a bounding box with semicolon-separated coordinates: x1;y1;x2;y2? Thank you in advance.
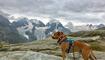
73;24;97;32
96;24;105;29
65;23;98;32
0;15;71;43
46;20;71;35
65;22;74;32
0;10;9;18
12;18;71;41
12;18;29;27
30;19;45;27
97;27;105;30
12;17;47;41
0;15;27;43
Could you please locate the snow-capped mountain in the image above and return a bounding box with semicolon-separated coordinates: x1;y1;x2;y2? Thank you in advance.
30;19;45;27
73;25;97;32
65;22;74;32
46;20;71;35
34;27;48;40
66;23;105;32
12;18;71;41
65;22;100;32
96;24;105;29
1;14;105;43
11;17;46;41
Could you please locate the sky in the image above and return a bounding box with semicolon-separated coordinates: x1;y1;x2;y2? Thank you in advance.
0;0;105;26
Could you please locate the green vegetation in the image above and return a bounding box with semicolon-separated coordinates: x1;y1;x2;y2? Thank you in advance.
0;38;105;56
81;40;105;52
0;41;10;51
69;30;105;37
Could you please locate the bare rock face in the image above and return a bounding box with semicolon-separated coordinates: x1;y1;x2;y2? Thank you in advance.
0;51;61;60
67;51;105;60
0;51;105;60
94;51;105;60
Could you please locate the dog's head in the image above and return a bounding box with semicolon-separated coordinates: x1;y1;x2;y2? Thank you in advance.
52;31;64;39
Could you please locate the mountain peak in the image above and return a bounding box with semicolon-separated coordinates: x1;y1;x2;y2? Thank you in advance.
30;19;43;25
0;15;10;26
48;20;60;24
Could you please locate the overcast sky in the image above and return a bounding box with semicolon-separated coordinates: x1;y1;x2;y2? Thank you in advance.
0;0;105;25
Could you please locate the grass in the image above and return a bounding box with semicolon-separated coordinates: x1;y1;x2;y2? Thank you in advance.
89;42;105;52
0;41;10;51
0;38;105;57
79;40;105;52
69;30;105;37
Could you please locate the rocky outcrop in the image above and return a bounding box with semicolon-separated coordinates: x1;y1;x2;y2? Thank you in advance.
0;51;61;60
0;37;105;60
0;51;105;60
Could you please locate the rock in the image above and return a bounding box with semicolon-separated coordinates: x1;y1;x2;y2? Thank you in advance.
0;51;105;60
66;51;105;60
0;51;61;60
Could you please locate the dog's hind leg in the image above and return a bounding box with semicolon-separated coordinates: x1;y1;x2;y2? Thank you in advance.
81;49;89;60
82;53;89;60
89;51;97;60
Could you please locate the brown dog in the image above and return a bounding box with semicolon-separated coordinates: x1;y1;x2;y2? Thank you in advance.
52;31;97;60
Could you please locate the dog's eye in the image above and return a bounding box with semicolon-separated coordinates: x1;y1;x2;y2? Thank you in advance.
57;32;60;35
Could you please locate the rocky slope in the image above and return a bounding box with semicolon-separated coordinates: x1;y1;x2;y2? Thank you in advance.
0;15;27;43
0;51;105;60
0;51;61;60
0;37;105;60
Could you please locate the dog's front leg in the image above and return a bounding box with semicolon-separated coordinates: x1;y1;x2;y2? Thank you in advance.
60;42;68;60
61;49;66;60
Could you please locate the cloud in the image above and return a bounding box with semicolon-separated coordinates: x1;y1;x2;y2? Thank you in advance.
0;10;10;18
63;0;105;12
0;0;105;25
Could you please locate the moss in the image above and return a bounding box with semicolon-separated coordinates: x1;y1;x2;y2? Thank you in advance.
90;42;105;52
69;30;105;37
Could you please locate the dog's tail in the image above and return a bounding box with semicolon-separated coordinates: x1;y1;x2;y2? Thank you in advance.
89;51;97;60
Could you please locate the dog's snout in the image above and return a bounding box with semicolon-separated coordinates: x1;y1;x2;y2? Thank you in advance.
52;36;54;39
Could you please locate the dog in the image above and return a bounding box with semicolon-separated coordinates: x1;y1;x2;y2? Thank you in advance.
52;31;97;60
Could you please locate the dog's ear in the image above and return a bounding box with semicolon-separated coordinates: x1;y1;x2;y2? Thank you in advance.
60;32;63;35
57;31;64;36
52;31;64;39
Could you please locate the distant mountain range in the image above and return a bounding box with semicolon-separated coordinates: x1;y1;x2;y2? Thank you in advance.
0;15;71;43
65;22;105;32
0;14;105;43
12;18;71;41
